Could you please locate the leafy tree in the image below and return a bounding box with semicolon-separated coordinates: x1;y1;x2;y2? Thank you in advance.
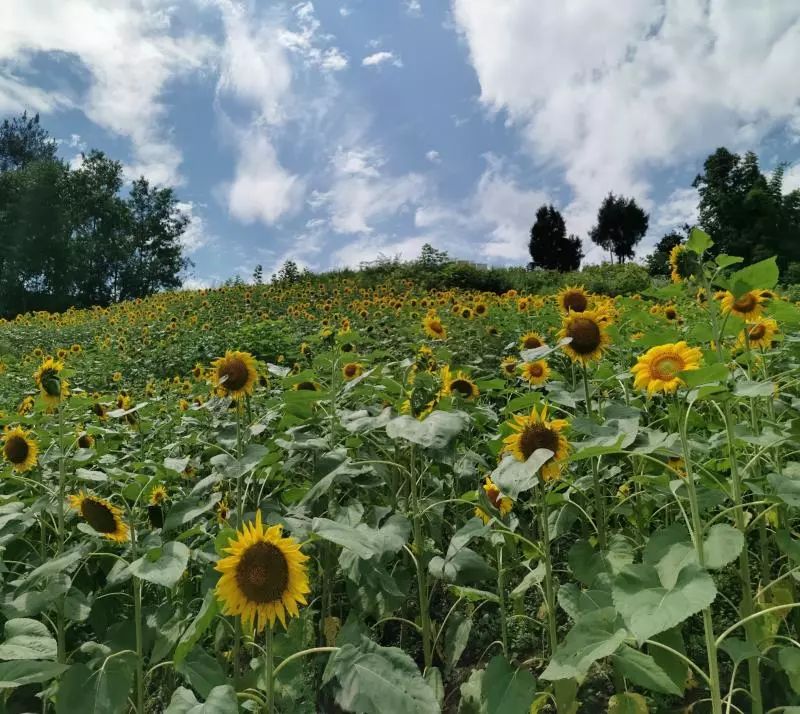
528;205;584;271
694;148;800;269
417;243;449;268
253;264;263;284
645;232;684;278
0;112;56;171
589;193;649;263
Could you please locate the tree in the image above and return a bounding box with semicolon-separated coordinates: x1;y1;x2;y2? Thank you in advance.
645;232;684;277
589;193;649;263
528;204;583;271
693;148;800;269
253;264;263;284
0;112;57;171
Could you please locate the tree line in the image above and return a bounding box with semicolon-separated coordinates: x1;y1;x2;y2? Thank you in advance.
0;113;191;316
529;147;800;278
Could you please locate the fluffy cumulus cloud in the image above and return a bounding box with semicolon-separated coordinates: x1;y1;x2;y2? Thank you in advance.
452;0;800;258
362;51;403;68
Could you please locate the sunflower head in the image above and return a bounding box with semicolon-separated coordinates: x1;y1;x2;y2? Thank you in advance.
631;341;702;395
669;244;693;284
215;511;310;632
34;358;68;408
69;491;129;542
475;477;513;524
77;429;95;450
558;310;610;365
520;332;545;351
721;290;765;321
210;351;258;399
342;362;363;381
149;485;168;506
500;357;518;378
2;426;38;472
740;318;778;349
441;365;479;400
293;380;320;392
557;286;590;314
503;405;570;481
423;315;446;340
521;360;550;386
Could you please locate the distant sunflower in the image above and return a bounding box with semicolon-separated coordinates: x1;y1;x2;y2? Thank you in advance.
500;357;518;379
663;305;679;322
631;341;702;395
460;306;474;319
77;429;95;450
721;290;765;321
215;511;310;632
293;380;320;392
342;362;363;381
211;351;258;399
666;456;686;478
521;360;550;386
475;477;513;524
423;315;447;340
17;396;34;416
149;485;168;506
2;426;38;472
440;365;479;400
474;302;488;317
34;357;68;408
520;332;545;351
739;318;778;350
503;405;569;481
69;491;129;542
669;244;689;284
558;310;610;365
557;286;590;314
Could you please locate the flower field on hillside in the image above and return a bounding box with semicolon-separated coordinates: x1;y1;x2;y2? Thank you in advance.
1;229;800;713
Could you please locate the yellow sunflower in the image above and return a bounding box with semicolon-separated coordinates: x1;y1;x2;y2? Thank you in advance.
342;362;363;381
2;426;38;472
739;318;778;350
17;396;34;416
521;360;550;386
292;380;320;392
77;428;95;450
149;485;168;506
475;477;513;524
423;315;447;340
721;290;765;321
520;332;545;351
503;405;570;481
210;351;258;399
557;286;590;314
631;341;702;395
669;244;688;284
440;365;479;400
558;310;610;365
34;357;68;408
69;491;129;542
500;357;518;379
215;511;310;632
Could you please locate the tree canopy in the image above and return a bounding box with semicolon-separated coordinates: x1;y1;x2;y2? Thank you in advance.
528;204;583;272
589;193;649;264
0;113;191;316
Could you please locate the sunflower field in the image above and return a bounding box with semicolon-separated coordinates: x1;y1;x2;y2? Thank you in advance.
0;229;800;713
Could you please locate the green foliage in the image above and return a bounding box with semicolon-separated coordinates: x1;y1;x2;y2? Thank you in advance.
529;204;583;272
589;192;649;264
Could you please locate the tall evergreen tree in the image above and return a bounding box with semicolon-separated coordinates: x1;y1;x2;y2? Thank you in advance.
529;204;583;271
589;193;649;263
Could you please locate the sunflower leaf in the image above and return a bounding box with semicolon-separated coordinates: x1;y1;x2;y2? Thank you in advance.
129;542;190;588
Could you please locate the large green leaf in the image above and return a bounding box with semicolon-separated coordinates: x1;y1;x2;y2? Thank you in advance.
568;536;633;587
0;660;69;689
730;257;779;297
164;685;239;714
540;608;627;681
21;545;87;586
702;524;744;569
386;411;468;449
768;472;800;508
457;656;536;714
56;656;136;714
129;541;190;588
175;590;219;666
779;647;800;694
607;692;648;713
685;227;713;255
443;612;471;674
0;618;57;660
429;519;495;585
322;637;439;714
175;647;227;699
490;451;554;499
164;493;222;531
313;514;410;560
612;563;716;643
611;645;682;696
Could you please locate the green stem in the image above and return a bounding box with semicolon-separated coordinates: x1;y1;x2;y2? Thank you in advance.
265;626;274;714
582;364;607;549
496;544;508;658
272;647;338;680
56;404;66;664
538;490;558;658
233;403;244;686
408;448;433;671
134;577;144;713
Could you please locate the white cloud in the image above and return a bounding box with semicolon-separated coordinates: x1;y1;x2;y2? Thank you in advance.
652;187;699;236
405;1;422;18
362;51;403;68
0;0;214;186
452;0;800;256
339;6;352;17
174;201;215;254
425;150;441;164
781;164;800;194
332;235;430;268
278;1;349;72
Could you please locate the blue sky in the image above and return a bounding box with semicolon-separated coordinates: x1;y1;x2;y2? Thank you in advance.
2;1;800;287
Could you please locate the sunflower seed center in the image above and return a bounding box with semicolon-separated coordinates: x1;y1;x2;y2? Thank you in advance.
236;542;290;604
567;318;601;354
4;435;29;464
518;424;559;461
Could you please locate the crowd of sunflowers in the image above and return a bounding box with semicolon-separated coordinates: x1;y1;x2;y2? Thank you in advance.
0;228;799;713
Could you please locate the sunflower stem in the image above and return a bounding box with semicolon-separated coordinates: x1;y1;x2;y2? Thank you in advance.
265;625;274;714
538;488;558;658
408;446;433;671
582;364;607;549
56;403;66;665
233;401;244;687
496;543;509;658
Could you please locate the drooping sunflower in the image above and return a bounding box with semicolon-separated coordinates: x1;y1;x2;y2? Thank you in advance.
557;286;590;314
210;351;258;400
293;380;320;392
739;318;778;350
77;428;95;450
342;362;363;381
503;405;570;481
17;396;35;416
475;477;513;524
721;290;765;321
215;511;310;632
668;244;692;284
558;310;610;365
666;456;686;478
34;357;68;408
520;332;545;351
631;341;702;395
440;365;479;400
422;315;447;340
2;426;38;472
521;360;550;386
149;485;168;506
500;357;518;379
69;491;129;542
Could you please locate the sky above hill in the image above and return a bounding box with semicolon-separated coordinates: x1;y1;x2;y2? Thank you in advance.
2;1;800;286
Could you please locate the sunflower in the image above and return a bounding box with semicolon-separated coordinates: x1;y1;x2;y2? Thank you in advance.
520;332;545;351
149;485;168;506
342;362;363;381
666;456;686;478
460;306;474;319
669;244;689;284
558;310;610;365
521;360;550;386
503;405;569;481
34;357;68;408
215;511;310;632
721;290;765;321
739;318;778;350
423;315;447;340
474;302;488;317
69;491;129;542
211;351;258;399
17;396;34;416
500;357;518;378
663;305;679;322
631;341;702;395
2;426;38;472
557;286;590;314
293;380;320;392
77;428;95;450
440;365;479;400
475;477;513;524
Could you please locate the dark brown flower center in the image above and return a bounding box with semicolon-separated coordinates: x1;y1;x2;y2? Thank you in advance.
562;291;588;313
219;358;249;391
518;424;560;461
665;308;677;320
81;498;118;534
344;364;358;377
78;434;93;449
4;435;29;464
523;335;543;349
235;542;289;604
450;378;474;397
486;485;502;508
748;324;766;340
429;320;443;334
566;318;602;354
733;293;756;312
527;364;544;378
296;381;317;391
40;369;61;396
